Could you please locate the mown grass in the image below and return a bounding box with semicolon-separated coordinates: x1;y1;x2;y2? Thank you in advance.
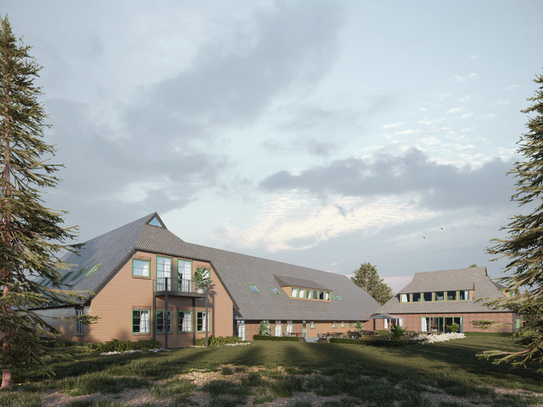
1;336;542;406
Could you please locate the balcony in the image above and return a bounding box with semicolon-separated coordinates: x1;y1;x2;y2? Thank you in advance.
153;278;207;298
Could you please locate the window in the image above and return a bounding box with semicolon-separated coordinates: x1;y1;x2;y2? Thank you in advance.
325;292;330;301
61;272;73;283
336;294;343;301
313;290;318;299
85;263;102;278
149;216;162;227
156;310;172;334
309;321;316;329
331;321;337;328
341;322;345;328
400;294;410;302
132;259;150;277
299;288;305;298
286;321;293;334
75;310;83;335
275;321;282;336
412;293;421;302
133;310;150;334
447;291;457;301
157;257;172;291
237;320;246;340
72;266;88;281
421;316;462;333
270;286;281;295
306;290;312;299
349;322;354;328
197;311;211;332
330;294;337;300
459;290;470;300
319;291;324;300
291;287;298;297
423;292;432;302
435;291;444;301
177;311;192;332
247;284;260;293
177;259;192;292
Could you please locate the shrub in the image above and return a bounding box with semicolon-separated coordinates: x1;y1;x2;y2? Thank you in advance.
447;323;460;333
391;325;405;339
93;339;162;353
252;335;300;342
195;335;243;346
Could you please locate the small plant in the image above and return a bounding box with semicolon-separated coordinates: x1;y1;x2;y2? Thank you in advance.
195;335;243;346
355;321;363;332
447;323;460;333
391;325;405;339
193;267;210;290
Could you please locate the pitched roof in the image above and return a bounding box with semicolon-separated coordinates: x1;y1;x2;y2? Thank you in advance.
377;266;507;314
51;213;380;321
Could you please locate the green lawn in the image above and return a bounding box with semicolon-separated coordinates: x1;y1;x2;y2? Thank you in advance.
3;336;543;406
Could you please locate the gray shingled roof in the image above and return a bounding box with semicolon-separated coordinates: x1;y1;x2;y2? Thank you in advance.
50;213;380;321
378;267;507;314
273;275;329;291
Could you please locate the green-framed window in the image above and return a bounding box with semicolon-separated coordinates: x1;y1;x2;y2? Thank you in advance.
85;263;102;278
299;288;305;298
309;321;316;329
336;294;343;301
247;284;260;293
270;286;281;295
60;272;73;283
423;292;432;302
459;290;470;300
435;291;444;301
340;322;345;328
349;322;354;328
446;291;457;301
177;259;192;291
400;293;410;302
197;311;211;332
132;259;150;277
177;311;192;332
132;310;150;334
313;290;318;299
72;266;88;281
412;293;421;302
325;291;330;301
306;289;312;299
331;321;337;328
237;320;246;340
156;310;172;334
291;287;298;297
156;256;172;291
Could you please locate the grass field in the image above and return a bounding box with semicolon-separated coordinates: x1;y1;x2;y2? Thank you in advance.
1;336;542;406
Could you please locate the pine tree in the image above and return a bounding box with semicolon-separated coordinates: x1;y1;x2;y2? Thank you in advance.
351;262;393;306
0;16;95;389
485;71;543;369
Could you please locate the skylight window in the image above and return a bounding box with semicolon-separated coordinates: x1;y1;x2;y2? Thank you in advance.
247;284;260;293
336;294;343;301
60;272;73;283
148;216;162;227
72;266;88;281
270;286;281;295
85;263;102;278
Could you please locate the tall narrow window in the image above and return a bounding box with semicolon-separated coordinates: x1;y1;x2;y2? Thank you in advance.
177;260;192;292
197;311;211;332
459;290;470;300
287;321;293;335
306;290;312;299
157;257;172;291
291;287;298;297
275;321;282;336
237;320;246;340
75;310;83;335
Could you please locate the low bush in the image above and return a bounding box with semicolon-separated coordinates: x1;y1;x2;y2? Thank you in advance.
463;332;513;337
329;338;421;347
195;335;243;346
253;335;300;342
93;338;162;353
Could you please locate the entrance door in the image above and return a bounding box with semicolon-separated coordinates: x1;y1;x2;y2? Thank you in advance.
302;321;307;336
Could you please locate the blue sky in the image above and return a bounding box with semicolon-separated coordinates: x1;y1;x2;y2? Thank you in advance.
2;0;542;291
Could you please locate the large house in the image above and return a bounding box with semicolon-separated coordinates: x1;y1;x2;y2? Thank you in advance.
37;213;380;346
374;266;519;333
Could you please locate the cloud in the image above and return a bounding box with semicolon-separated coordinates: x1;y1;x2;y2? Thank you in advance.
467;73;479;80
458;95;470;102
446;73;479;83
259;147;514;211
382;122;405;129
460;113;474;118
505;85;520;90
438;93;451;101
446;107;464;114
469;55;479;60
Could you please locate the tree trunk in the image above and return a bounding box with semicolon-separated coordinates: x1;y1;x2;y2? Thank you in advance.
1;285;12;390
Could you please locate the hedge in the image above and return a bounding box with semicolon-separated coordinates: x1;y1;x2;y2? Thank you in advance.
463;331;513;337
93;338;162;353
195;335;243;346
329;338;421;347
252;335;300;342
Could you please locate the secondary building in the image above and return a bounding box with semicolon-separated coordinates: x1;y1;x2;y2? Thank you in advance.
37;213;381;346
374;266;519;333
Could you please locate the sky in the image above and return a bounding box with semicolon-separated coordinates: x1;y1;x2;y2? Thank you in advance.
2;1;542;292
